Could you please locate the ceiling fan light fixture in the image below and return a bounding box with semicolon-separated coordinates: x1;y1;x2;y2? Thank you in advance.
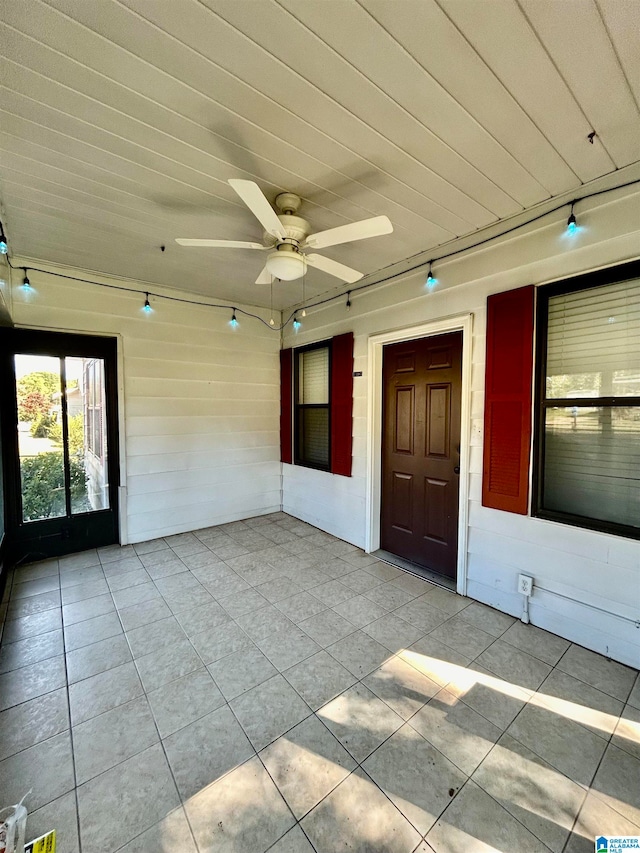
265;245;306;281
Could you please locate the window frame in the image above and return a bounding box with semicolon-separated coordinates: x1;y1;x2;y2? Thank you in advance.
294;339;332;472
532;260;640;541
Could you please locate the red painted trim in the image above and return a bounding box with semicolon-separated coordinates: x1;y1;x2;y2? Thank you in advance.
330;332;354;477
482;286;535;514
280;348;293;464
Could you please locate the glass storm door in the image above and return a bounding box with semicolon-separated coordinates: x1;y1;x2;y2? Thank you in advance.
2;330;119;563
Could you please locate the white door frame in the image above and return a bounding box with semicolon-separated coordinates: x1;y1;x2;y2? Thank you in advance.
365;313;473;596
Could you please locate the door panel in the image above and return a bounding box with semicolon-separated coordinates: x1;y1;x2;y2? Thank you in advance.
381;332;462;578
2;329;120;563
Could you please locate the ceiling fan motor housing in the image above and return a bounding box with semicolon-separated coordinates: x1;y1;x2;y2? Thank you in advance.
266;243;307;280
263;214;310;247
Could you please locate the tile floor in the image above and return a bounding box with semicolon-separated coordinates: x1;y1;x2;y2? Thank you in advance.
0;512;638;853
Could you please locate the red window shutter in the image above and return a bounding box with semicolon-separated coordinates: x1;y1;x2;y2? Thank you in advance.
280;348;293;464
330;332;354;477
482;286;535;514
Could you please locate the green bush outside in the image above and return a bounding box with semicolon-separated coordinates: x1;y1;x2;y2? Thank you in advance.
21;451;90;521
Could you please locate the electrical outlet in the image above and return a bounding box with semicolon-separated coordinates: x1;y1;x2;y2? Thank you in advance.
518;574;533;596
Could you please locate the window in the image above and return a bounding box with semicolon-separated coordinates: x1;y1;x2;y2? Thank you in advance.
280;332;354;476
295;342;331;470
534;265;640;539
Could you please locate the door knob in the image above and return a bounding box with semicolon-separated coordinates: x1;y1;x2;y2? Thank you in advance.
453;466;460;474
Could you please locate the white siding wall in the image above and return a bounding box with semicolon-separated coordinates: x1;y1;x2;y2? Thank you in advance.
283;188;640;668
10;266;281;543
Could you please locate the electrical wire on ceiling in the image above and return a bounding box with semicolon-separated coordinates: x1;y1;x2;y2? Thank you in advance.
2;176;639;332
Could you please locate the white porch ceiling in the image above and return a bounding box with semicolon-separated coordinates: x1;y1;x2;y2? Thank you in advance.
0;0;639;310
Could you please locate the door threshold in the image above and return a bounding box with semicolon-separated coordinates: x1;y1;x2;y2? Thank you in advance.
372;549;457;592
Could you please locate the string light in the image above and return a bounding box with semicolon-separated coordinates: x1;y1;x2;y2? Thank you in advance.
0;226;7;255
346;291;351;311
567;203;577;234
292;313;301;331
426;262;437;287
230;308;238;328
22;269;32;290
143;292;152;313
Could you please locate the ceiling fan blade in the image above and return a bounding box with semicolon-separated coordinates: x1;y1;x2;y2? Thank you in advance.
305;215;393;249
228;179;287;240
306;253;363;283
175;239;265;248
255;266;272;285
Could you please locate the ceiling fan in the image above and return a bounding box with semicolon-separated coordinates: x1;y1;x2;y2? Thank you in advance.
175;179;393;284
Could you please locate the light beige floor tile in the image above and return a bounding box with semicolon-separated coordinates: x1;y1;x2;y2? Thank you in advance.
230;673;311;751
402;634;474;687
62;593;114;626
445;663;530;730
267;826;316;853
591;742;640;825
409;688;502;775
11;575;60;599
557;644;637;702
318;682;404;762
125;615;187;659
0;688;68;761
135;635;203;693
26;791;79;853
365;582;415;610
389;573;435;597
257;624;321;671
507;702;608;786
429;615;496;659
472;733;587;852
9;589;61;619
117;806;197;853
421;586;472;615
362;612;424;653
570;793;640;848
501;620;571;666
254;576;304;604
340;569;384;594
59;551;99;572
60;578;109;605
163;705;254;801
458;601;515;637
476;639;552;691
14;560;58;584
59;566;104;589
185;755;295;853
275;590;326;623
284;649;357;711
64;611;122;652
147;668;224;738
133;538;170;556
191;620;253;665
99;544;137;564
394;598;449;633
425;779;550;852
73;695;159;783
2;609;62;643
364;723;466;835
260;715;355;818
301;767;421;853
69;660;143;726
77;743;179;853
536;668;624;739
0;655;66;712
326;629;391;679
173;599;230;636
208;645;277;701
66;633;132;684
332;593;388;628
218;587;270;618
299;608;355;647
118;597;172;632
235;604;294;641
310;579;355;606
612;703;640;760
0;629;64;673
105;568;150;592
111;581;160;611
363;655;440;720
627;674;640;711
0;730;74;811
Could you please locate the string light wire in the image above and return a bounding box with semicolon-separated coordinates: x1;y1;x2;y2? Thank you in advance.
4;177;638;331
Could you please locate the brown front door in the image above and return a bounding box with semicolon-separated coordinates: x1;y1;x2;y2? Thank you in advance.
381;332;462;578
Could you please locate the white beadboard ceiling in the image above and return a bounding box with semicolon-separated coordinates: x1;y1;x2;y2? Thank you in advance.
0;0;639;309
